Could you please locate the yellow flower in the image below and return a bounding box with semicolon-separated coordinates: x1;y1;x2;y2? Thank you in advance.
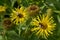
31;14;56;39
11;7;27;25
0;6;6;12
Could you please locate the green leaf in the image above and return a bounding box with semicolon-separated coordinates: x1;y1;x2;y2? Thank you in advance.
57;15;60;23
0;36;3;40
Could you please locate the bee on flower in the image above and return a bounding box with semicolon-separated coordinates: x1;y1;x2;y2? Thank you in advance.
31;13;56;39
10;7;27;25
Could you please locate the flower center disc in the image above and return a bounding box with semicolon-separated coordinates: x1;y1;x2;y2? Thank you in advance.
4;20;11;25
30;6;37;10
18;14;23;18
39;23;47;30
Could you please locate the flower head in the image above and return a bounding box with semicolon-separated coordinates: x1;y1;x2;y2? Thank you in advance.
26;5;40;16
3;18;14;30
31;14;56;39
0;6;6;12
11;7;27;25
